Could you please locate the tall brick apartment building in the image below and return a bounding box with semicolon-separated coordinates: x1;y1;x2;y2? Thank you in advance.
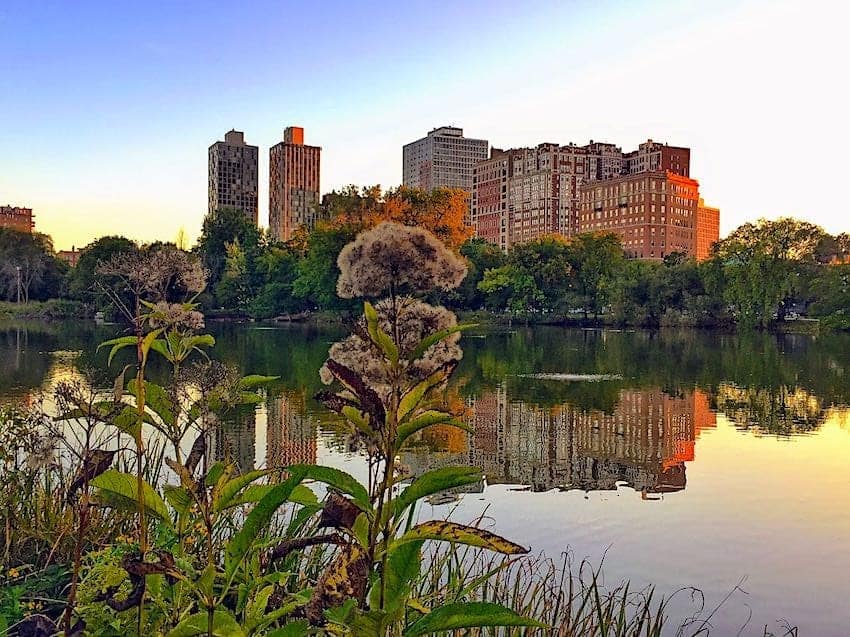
269;126;321;242
472;138;719;260
577;171;701;260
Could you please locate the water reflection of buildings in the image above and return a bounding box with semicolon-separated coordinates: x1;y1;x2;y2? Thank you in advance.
403;387;718;497
266;390;317;468
211;409;257;473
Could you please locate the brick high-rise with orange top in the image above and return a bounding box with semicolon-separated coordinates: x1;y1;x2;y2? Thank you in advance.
269;126;321;242
578;171;702;260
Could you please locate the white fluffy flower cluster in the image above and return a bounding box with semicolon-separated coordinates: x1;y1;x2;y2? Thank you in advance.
320;297;462;402
336;222;467;299
148;301;205;331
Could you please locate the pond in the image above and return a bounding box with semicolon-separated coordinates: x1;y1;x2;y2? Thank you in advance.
2;320;850;635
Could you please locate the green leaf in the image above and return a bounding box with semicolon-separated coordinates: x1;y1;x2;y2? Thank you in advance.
111;405;144;438
162;484;193;516
396;411;471;450
408;324;476;362
225;466;308;579
127;379;176;427
212;469;271;512
364;302;399;366
90;469;171;524
370;540;423;613
167;610;245;637
396;521;528;555
140;328;164;366
237;374;279;390
98;335;137;367
289;464;371;513
352;512;369;548
394;467;482;518
205;462;228;486
403;601;546;636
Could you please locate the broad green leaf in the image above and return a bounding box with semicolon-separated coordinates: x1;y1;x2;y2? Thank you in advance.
225;466;308;579
196;563;216;598
90;469;171;524
403;602;546;636
341;405;375;436
352;512;369;548
167;610;245;637
408;324;476;362
394;467;482;518
237;374;280;390
212;469;271;512
396;521;528;555
364;302;399;366
245;584;275;632
397;379;428;422
288;464;371;513
205;462;228;486
396;411;471;450
162;484;193;516
98;335;137;367
111;405;144;438
397;367;455;423
127;379;175;427
140;328;164;366
370;540;423;613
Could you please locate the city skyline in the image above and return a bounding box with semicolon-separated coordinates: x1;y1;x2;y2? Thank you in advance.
2;0;848;249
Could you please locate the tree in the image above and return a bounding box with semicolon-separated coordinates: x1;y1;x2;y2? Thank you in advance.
322;185;474;250
195;207;263;298
292;225;358;311
477;237;570;317
249;245;308;318
0;229;67;302
452;238;507;309
714;218;827;327
564;232;625;320
67;235;138;307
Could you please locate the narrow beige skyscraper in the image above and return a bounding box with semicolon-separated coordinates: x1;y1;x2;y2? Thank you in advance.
269;126;321;242
208;130;259;224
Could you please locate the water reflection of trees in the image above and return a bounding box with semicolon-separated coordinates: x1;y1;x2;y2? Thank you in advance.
713;384;825;434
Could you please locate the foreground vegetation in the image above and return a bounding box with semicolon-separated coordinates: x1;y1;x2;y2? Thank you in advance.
2;187;850;333
3;226;762;636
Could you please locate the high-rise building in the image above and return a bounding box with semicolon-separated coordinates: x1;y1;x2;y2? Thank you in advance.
624;139;690;177
208;130;259;224
269;126;321;242
403;126;488;193
578;171;701;260
472;138;699;254
0;206;34;233
696;199;721;261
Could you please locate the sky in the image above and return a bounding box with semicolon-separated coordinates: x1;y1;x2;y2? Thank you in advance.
2;0;848;250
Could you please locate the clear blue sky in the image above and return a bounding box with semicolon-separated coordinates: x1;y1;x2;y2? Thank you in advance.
1;0;847;249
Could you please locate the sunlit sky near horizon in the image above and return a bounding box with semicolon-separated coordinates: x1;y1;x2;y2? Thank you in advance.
2;0;848;250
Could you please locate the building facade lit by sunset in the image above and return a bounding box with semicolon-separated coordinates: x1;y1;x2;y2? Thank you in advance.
471;138;700;253
0;205;34;233
578;171;703;260
269;126;321;242
207;130;259;224
696;198;721;260
403;126;488;193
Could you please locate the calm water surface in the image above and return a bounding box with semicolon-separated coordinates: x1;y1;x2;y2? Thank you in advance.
2;321;850;635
